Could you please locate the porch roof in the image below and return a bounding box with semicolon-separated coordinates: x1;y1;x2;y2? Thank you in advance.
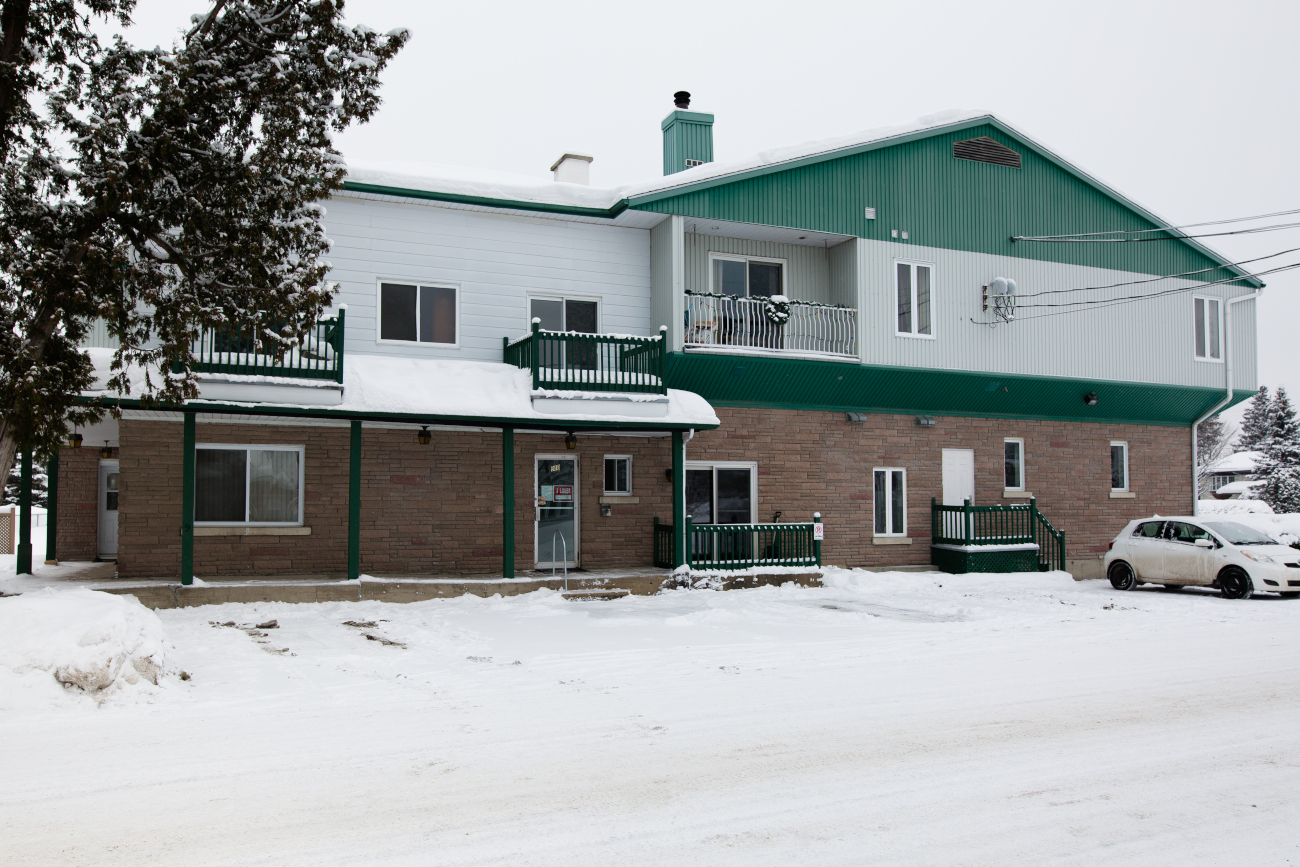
78;349;720;433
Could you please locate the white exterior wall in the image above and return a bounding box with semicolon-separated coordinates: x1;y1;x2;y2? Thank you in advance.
855;238;1258;389
683;233;832;304
324;195;653;361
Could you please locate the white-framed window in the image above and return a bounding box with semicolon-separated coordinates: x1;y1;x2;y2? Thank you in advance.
1004;438;1025;491
378;281;459;346
528;295;600;334
1110;441;1129;492
873;468;907;536
685;461;757;525
603;456;631;495
195;444;304;526
1193;296;1222;361
895;261;934;337
708;252;786;299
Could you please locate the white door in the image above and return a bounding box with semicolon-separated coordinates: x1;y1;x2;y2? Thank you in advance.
98;460;119;559
942;449;975;506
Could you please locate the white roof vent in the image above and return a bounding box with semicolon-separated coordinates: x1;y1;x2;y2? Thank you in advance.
550;153;593;185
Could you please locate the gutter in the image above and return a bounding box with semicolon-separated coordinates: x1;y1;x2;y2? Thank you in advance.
1191;288;1264;515
340;181;630;220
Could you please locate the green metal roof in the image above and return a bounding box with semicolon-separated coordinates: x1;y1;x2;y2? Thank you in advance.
665;352;1253;426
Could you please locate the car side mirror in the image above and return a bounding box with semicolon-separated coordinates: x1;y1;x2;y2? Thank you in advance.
1194;538;1215;548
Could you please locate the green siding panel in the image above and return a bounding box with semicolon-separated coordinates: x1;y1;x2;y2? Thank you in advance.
665;352;1253;426
662;110;715;176
633;122;1256;284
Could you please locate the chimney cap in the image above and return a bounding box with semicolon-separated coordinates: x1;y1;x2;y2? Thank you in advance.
549;153;593;173
673;90;691;109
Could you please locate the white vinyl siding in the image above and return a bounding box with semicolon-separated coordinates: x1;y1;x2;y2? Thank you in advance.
684;233;831;304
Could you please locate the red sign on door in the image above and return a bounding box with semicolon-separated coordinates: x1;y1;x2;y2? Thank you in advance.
553;485;574;502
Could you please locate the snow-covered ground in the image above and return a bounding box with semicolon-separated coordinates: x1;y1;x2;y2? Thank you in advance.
2;570;1298;866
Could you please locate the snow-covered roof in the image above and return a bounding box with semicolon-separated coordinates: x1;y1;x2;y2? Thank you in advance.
1207;450;1263;474
78;348;719;429
1213;480;1264;495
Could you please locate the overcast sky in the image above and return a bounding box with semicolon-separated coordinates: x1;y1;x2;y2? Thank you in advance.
116;0;1299;430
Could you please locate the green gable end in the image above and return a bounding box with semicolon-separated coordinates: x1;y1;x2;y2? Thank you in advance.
629;120;1257;284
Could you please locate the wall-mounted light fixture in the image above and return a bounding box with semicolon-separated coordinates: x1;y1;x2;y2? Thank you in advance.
601;504;612;517
417;426;431;445
100;441;113;458
68;432;83;449
564;432;577;450
845;412;868;424
1084;392;1099;407
915;416;937;427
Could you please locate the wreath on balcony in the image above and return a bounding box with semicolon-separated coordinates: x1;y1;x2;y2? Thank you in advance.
763;294;791;326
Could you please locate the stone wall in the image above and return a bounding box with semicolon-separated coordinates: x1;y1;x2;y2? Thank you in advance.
54;446;102;562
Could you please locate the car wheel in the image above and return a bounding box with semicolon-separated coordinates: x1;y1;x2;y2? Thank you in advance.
1108;561;1138;591
1218;566;1253;600
1161;584;1184;592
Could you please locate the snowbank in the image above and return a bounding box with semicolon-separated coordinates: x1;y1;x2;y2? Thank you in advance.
1199;501;1300;547
0;588;176;708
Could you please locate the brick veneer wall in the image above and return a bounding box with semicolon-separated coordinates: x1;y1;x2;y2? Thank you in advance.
686;408;1190;568
54;446;102;562
108;410;1189;578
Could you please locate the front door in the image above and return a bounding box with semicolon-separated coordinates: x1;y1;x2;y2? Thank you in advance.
942;449;975;506
535;456;578;568
98;460;119;559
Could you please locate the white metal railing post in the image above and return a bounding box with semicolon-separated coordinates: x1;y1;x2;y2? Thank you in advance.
683;293;856;357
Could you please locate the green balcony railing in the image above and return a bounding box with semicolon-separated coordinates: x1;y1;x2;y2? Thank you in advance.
504;321;667;394
181;310;345;383
653;515;823;570
930;497;1065;572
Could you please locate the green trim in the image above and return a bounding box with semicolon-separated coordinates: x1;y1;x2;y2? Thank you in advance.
76;395;717;433
502;427;515;580
180;413;195;586
348;420;361;581
672;431;685;568
16;451;32;575
340;181;630;220
665;352;1254;426
45;450;57;563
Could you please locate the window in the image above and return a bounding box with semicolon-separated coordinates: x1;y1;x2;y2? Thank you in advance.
685;463;756;524
1110;441;1128;492
709;254;785;299
896;262;933;337
873;468;906;536
1004;438;1025;491
1194;296;1221;361
379;282;458;345
603;456;631;495
530;296;600;369
195;445;303;525
1132;520;1165;538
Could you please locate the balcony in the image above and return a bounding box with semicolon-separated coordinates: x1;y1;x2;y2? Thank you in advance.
504;321;667;395
683;291;857;360
182;310;345;383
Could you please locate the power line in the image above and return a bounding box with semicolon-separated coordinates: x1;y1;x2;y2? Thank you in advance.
1014;220;1300;243
1013;246;1300;300
1012;205;1300;241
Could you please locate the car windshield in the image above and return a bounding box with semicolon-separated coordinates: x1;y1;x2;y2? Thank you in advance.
1202;521;1278;546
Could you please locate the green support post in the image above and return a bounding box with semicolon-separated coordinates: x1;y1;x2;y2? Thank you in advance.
348;419;361;581
963;498;972;546
684;515;693;570
502;426;515;579
180;413;196;585
813;512;822;567
658;325;669;395
16;450;32;574
44;449;58;564
530;319;541;390
672;430;686;568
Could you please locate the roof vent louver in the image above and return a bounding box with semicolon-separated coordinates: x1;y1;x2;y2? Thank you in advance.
953;136;1021;169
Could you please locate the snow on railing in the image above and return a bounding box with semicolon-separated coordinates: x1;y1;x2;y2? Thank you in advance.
683;292;857;358
503;321;667;394
183;310;345;383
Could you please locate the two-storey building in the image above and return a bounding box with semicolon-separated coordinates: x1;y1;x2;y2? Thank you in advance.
48;101;1260;582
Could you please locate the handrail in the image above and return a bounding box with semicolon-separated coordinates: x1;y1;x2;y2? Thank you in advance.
503;321;666;394
183;310;345;383
683;291;857;357
674;515;821;571
551;530;568;590
930;497;1065;571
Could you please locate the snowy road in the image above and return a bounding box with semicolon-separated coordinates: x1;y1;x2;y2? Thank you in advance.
3;570;1299;865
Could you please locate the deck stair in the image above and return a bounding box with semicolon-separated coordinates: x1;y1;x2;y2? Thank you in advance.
930;497;1065;574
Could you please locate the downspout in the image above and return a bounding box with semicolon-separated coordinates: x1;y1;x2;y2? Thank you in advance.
1192;287;1264;515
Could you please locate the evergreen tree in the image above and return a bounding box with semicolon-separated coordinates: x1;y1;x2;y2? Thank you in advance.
1196;414;1235;494
0;2;409;488
3;459;47;507
1257;388;1300;513
1236;386;1273;452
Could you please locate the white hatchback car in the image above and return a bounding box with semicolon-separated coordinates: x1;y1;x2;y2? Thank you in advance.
1104;516;1300;598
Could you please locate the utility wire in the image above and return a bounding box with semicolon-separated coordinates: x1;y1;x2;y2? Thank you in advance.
1014;221;1300;243
1012;205;1300;241
1013;246;1300;300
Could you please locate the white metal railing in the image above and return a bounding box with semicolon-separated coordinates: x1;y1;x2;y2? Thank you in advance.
683;292;857;358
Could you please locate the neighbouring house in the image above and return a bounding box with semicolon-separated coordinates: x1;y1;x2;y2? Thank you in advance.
1203;450;1264;499
38;99;1261;582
